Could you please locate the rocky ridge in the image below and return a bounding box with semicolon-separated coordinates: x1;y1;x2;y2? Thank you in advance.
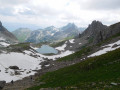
0;21;18;43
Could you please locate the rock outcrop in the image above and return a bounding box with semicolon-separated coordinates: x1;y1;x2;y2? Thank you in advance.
0;21;18;43
82;20;120;44
9;66;19;70
0;81;6;90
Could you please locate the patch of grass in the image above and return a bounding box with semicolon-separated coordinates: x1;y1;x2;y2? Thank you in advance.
88;37;94;43
32;42;49;48
27;47;120;90
50;41;66;48
50;36;74;48
8;43;30;51
63;36;74;41
17;34;27;42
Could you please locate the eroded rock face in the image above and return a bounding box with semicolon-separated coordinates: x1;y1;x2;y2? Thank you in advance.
0;21;18;43
81;20;120;44
0;81;6;89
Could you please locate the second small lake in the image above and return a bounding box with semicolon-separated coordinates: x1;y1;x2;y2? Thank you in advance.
36;45;58;54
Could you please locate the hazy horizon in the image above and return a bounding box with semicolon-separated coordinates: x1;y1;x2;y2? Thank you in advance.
0;0;120;31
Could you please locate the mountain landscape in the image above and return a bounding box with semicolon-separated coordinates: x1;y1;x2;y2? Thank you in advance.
0;0;120;89
0;19;120;90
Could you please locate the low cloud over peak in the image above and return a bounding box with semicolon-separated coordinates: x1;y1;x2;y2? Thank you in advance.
0;0;120;31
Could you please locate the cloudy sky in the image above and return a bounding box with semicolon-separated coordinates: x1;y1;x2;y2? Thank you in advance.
0;0;120;31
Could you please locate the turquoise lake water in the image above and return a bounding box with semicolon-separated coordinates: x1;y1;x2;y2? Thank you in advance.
36;45;58;54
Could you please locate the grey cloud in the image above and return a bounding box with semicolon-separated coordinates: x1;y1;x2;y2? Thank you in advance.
19;10;35;15
0;0;28;5
88;0;120;10
74;0;120;10
0;8;14;16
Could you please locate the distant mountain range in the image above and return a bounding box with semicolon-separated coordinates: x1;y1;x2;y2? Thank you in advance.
12;23;86;43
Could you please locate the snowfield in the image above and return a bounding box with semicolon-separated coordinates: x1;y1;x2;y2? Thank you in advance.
88;40;120;57
0;47;74;82
0;52;43;83
69;39;75;43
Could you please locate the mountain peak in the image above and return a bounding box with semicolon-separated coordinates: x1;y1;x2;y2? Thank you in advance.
90;20;103;27
45;26;55;29
62;23;78;30
82;20;107;37
67;23;76;27
0;21;2;26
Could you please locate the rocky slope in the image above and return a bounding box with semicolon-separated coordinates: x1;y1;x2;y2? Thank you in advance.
61;20;120;52
82;20;120;44
0;21;18;43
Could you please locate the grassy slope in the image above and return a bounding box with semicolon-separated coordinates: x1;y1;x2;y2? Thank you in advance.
12;30;31;42
57;46;91;61
27;48;120;90
17;34;28;42
50;41;66;48
50;36;74;48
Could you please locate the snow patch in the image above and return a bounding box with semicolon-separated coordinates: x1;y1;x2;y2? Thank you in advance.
0;52;43;83
88;40;120;57
51;33;54;36
39;50;74;60
45;64;50;67
65;41;67;44
30;46;39;50
55;44;66;51
69;39;75;43
0;42;10;47
0;37;5;41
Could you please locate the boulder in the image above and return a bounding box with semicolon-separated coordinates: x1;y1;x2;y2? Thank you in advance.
112;44;119;48
0;81;6;89
40;61;50;66
9;66;19;70
14;71;21;75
